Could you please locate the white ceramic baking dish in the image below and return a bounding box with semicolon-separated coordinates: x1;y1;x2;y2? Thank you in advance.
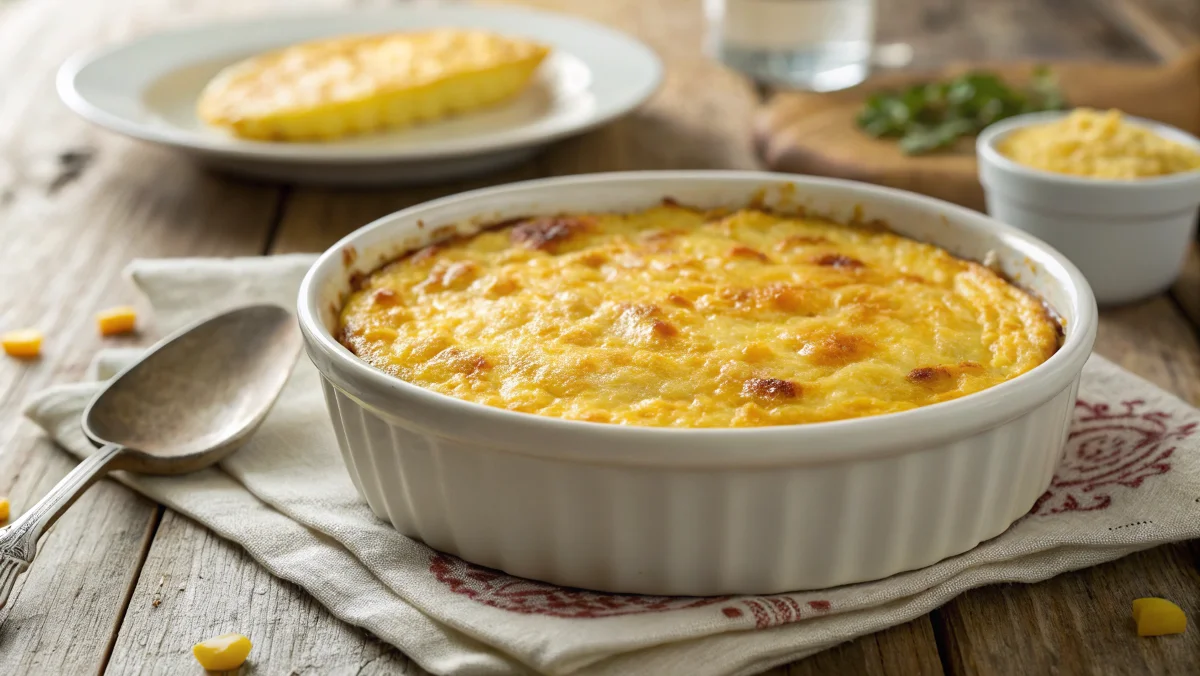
297;171;1098;595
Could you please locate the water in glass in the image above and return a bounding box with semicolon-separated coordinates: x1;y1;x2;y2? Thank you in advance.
705;0;876;91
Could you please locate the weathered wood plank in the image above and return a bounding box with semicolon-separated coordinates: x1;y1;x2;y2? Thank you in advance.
106;511;411;675
1174;245;1200;330
9;0;1194;674
936;543;1200;676
0;0;282;672
771;619;945;676
92;1;423;673
1096;298;1200;405
875;0;1152;70
1092;0;1200;59
932;298;1200;675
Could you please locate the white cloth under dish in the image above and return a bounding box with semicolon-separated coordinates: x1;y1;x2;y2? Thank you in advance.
23;256;1200;676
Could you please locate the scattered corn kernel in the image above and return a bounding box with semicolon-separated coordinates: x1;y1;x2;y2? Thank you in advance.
1133;597;1187;636
96;306;137;336
2;329;42;358
192;633;252;671
0;498;9;523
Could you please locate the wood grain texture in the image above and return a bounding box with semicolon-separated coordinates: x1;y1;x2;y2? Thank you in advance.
1095;298;1200;405
777;619;945;676
1173;246;1200;330
932;298;1200;675
107;511;411;676
73;1;423;673
875;0;1151;69
1;0;1197;674
1094;0;1200;59
935;543;1200;676
0;0;280;671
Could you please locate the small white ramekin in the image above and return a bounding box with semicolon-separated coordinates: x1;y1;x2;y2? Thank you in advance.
977;111;1200;306
298;171;1097;595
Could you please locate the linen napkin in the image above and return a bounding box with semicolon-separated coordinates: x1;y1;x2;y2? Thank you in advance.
23;256;1200;676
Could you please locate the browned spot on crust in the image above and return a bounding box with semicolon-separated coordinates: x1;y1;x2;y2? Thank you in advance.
442;261;478;287
662;196;681;207
431;224;457;240
348;271;368;291
765;284;806;313
372;288;399;305
336;325;355;351
901;274;927;284
667;293;694;308
433;348;490;374
800;333;874;366
481;216;527;232
847;206;891;232
907;366;953;384
959;361;983;369
410;244;442;265
729;245;770;262
702;207;732;223
482;276;519;298
775;235;829;251
418;260;480;292
815;253;865;269
619;303;662;319
342;246;357;267
721;283;812;314
642;228;686;242
652;319;678;337
747;188;769;211
742;377;799;399
579;251;609;267
510;216;592;252
615;303;678;341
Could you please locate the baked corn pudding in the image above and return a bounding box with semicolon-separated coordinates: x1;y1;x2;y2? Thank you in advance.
998;108;1200;179
338;204;1060;427
198;30;549;141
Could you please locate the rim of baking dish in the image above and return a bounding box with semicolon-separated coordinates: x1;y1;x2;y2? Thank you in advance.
298;171;1098;467
977;110;1200;189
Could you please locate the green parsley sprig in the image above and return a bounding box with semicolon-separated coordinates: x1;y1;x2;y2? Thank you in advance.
856;67;1067;155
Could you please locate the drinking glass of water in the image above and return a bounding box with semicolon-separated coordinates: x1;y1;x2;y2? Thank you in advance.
704;0;877;91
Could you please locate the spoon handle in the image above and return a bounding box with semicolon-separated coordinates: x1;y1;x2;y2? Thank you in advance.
0;443;125;609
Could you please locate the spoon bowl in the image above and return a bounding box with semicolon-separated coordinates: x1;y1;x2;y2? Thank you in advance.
83;304;303;474
0;304;302;608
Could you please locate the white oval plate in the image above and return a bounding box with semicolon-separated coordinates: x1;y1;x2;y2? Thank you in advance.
57;6;662;185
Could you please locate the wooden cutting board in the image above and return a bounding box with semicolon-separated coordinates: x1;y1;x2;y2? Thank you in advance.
755;49;1200;210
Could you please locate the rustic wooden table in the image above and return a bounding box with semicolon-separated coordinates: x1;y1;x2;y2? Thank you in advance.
1;0;1199;673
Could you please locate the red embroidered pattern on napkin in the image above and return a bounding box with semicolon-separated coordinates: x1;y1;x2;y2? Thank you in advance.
431;397;1195;629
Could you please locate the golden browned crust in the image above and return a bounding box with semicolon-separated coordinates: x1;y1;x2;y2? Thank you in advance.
337;204;1061;428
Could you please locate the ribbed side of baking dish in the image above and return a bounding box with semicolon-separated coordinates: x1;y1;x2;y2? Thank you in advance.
321;375;1080;595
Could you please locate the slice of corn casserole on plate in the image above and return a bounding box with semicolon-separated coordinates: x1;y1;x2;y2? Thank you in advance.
197;30;550;142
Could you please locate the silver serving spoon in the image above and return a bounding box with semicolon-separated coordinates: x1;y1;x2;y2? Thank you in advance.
0;304;302;608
